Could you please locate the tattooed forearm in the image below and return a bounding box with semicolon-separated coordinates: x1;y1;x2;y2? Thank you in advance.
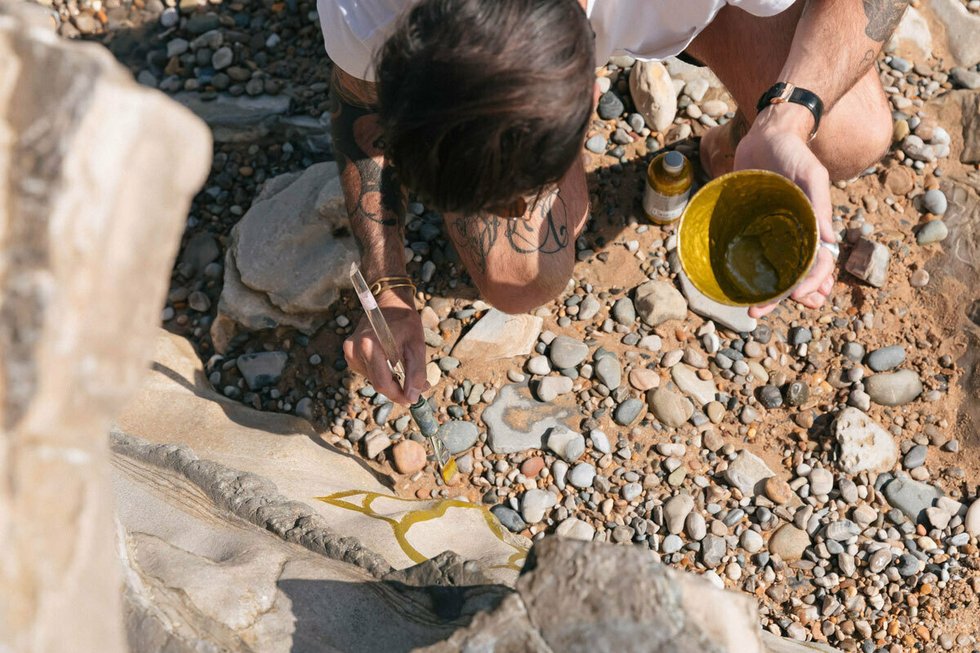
861;0;910;42
330;70;402;228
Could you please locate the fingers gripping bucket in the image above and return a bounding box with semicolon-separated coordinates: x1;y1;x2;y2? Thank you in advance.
677;170;819;306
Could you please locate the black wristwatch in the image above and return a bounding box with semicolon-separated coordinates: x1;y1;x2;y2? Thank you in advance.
756;82;824;140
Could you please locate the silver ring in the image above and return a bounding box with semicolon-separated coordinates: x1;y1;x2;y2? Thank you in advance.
820;241;840;261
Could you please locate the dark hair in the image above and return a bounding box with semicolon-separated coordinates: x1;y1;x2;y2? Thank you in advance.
375;0;595;215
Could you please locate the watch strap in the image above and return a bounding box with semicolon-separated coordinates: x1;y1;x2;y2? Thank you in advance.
756;82;824;140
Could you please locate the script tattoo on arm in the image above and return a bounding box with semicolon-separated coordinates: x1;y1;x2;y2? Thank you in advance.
330;70;402;229
861;0;910;42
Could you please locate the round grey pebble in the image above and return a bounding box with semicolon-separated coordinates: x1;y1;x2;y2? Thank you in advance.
597;91;625;120
916;220;948;245
866;345;906;372
758;385;783;409
568;462;596;489
614;398;645;425
903;444;927;470
437;420;479;454
491;505;526;532
585;135;607;154
549;336;589;369
611;297;635;325
921;189;947;215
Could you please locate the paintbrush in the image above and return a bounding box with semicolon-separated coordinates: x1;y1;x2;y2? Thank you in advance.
349;263;457;483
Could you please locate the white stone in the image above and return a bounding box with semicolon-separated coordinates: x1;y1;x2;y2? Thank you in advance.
452;309;544;362
0;15;212;651
629;60;677;132
835;408;899;475
885;7;932;60
678;270;757;333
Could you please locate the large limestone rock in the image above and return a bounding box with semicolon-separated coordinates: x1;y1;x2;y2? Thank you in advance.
0;15;211;653
113;432;508;652
929;0;980;67
418;538;840;653
115;330;528;583
211;162;358;352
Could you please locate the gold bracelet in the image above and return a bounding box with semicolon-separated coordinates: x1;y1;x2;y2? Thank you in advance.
369;275;416;297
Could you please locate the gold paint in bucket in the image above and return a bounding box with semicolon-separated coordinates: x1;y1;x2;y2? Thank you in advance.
677;169;818;306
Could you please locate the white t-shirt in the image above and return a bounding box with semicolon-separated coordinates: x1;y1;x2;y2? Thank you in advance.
317;0;795;81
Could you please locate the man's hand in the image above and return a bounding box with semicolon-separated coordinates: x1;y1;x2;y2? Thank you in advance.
343;288;428;405
733;103;837;318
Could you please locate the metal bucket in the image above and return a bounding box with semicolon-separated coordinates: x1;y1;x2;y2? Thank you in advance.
677;169;819;307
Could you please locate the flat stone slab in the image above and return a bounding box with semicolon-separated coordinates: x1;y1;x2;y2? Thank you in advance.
678;270;757;333
481;383;581;454
452;309;543;362
115;331;528;583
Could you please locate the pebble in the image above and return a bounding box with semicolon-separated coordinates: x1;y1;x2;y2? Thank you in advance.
491;505;526;533
785;381;809;407
648;387;693;427
966;500;980;537
662;534;683;554
611;297;635;325
903;444;927;470
700;534;726;568
597;91;625;120
835;408;899;474
634;280;687;326
764;477;794;505
665;493;695;534
916;220;948;245
866;345;906;372
614;398;645;425
589;430;611;455
724;450;774;496
921;189;948;215
824;519;860;541
236;351;287;390
520;457;545;477
555;517;596;541
925;507;951;530
868;548;892;573
808;468;834;496
546;426;586;462
585;135;607;154
621;483;642;502
685;511;707;540
758;385;783;409
391;440;427;474
438;421;479;454
740;529;764;553
628;368;660;391
363;432;392;459
865;369;923;406
521;489;556;523
910;269;930;287
537;375;574;402
548;336;589;369
568;462;596;489
594;356;622;390
527;355;551;376
769;524;810;562
883;477;942;522
670;364;717;406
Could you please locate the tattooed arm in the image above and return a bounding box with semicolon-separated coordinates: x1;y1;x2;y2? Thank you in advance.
332;67;427;405
330;67;406;282
771;0;908;126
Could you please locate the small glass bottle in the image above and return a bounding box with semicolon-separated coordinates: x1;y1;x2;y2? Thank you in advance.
643;150;693;224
